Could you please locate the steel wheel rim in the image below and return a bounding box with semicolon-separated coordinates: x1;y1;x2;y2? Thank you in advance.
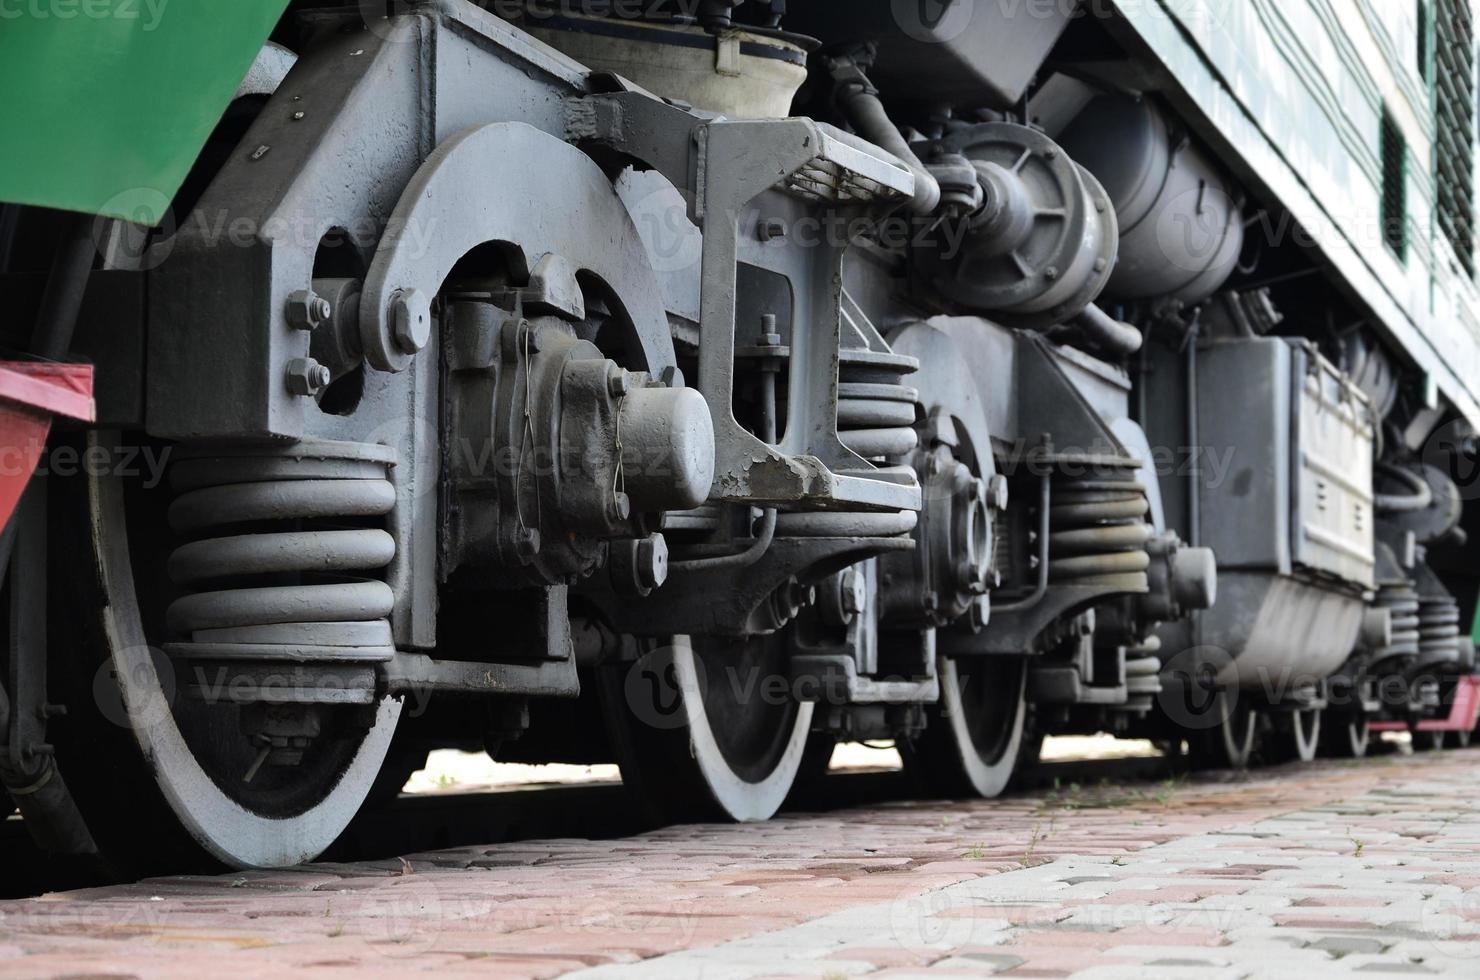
1346;714;1370;757
1220;700;1258;768
88;435;399;868
1289;708;1321;763
935;655;1027;797
672;635;814;821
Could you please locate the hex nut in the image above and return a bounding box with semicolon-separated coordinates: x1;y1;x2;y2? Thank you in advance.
286;289;331;331
756;217;787;241
285;358;331;396
988;474;1009;510
607;366;633;399
839;567;867;617
391;288;432;354
635;534;669;591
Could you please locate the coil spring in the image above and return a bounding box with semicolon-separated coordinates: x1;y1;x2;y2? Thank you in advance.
1047;474;1151;586
163;440;398;704
837;349;919;462
1371;581;1421;665
1415;592;1462;671
1125;638;1163;698
771;349;921;540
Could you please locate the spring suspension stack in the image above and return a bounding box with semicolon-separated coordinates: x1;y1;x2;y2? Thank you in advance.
773;345;923;542
1048;470;1151;592
164;440;397;772
1416;591;1462;672
1370;578;1421;669
836;348;919;463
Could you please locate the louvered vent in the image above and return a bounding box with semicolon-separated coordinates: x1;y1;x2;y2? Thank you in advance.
1382;107;1408;259
1435;0;1476;276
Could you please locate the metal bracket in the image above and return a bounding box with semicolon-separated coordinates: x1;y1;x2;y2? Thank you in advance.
360;121;676;376
568;91;920;513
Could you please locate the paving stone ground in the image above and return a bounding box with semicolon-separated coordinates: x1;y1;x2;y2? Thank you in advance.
2;749;1479;978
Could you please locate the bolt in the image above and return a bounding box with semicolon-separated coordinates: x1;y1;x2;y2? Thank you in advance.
607;366;633;398
635;534;669;591
285;289;331;331
291;110;305;121
1044;265;1059;280
968;595;988;632
757;313;781;347
285;357;331;396
840;567;867;617
390;287;432;354
988;474;1009;510
658;365;685;388
757;217;787;242
515;527;541;561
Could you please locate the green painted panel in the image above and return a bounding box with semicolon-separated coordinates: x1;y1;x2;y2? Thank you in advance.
0;0;290;224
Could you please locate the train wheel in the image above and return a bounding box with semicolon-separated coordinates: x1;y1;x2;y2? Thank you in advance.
905;655;1027;798
1189;697;1258;770
55;435;399;872
1318;712;1370;759
1266;708;1321;764
1446;729;1472;749
603;635;813;823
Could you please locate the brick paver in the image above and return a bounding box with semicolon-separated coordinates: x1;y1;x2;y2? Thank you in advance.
2;750;1478;978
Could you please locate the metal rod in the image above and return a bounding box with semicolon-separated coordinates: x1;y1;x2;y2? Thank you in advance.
994;473;1052;614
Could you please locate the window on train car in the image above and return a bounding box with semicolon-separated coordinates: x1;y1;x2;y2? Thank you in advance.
1381;107;1409;262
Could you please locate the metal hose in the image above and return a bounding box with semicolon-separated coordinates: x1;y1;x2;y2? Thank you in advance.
1069;304;1144;357
1374;461;1433;513
833;68;941;216
668;507;777;574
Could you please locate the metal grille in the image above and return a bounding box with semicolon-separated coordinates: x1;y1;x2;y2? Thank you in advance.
1435;0;1476;276
1382;107;1408;259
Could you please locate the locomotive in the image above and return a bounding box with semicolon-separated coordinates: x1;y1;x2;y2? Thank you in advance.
1;0;1477;872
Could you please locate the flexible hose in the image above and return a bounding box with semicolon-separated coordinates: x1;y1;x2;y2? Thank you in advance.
1070;304;1144;357
835;81;942;215
1374;461;1433;513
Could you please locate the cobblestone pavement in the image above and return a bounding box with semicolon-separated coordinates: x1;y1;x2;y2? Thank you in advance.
2;750;1478;979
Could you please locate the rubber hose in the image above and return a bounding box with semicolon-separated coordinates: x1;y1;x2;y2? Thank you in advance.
837;87;942;215
1374;462;1433;513
1070;304;1144;357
